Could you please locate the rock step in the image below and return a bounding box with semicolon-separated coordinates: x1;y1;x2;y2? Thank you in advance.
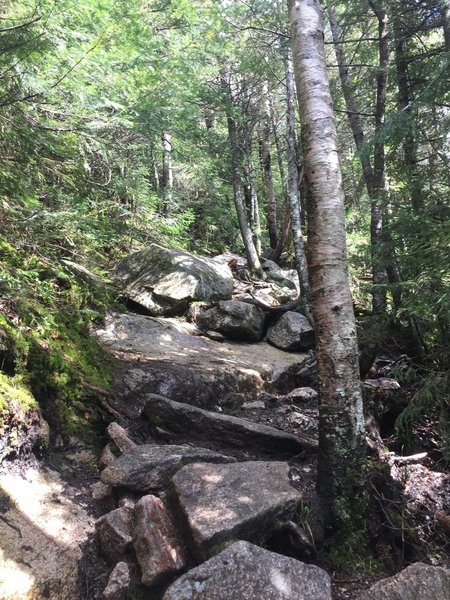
162;541;332;600
143;394;317;455
171;461;302;559
100;444;235;492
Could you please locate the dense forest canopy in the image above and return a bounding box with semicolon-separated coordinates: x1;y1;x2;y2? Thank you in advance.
0;0;449;497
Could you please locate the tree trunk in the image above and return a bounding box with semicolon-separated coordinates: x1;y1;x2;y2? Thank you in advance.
285;52;312;322
161;131;173;215
369;1;389;314
288;0;366;528
260;83;278;249
271;205;291;263
221;74;263;276
243;147;262;256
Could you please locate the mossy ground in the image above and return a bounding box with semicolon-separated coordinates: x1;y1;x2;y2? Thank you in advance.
0;236;117;449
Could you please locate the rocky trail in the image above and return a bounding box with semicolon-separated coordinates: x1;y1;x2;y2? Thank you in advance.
1;245;449;599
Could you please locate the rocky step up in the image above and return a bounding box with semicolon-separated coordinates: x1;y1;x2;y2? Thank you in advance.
171;461;302;559
162;541;332;600
100;444;235;492
95;313;310;409
143;394;317;455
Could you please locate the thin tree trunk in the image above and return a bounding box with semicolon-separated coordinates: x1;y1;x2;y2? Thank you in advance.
285;52;312;322
370;1;389;314
269;94;291;262
161;131;173;215
289;0;366;527
271;205;291;263
260;83;278;249
243;146;262;256
269;95;288;206
149;144;160;192
221;74;263;276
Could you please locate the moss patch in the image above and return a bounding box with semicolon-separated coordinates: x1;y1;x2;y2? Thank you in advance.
0;239;117;446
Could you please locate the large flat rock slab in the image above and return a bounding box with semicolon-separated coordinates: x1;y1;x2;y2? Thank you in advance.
163;541;332;600
100;444;234;492
171;461;301;557
95;313;308;408
143;394;317;454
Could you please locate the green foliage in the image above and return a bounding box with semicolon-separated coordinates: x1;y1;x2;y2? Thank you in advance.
396;370;450;461
0;234;114;442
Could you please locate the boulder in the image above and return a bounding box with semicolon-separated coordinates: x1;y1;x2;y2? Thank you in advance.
96;507;134;562
162;541;331;600
171;461;301;558
262;258;298;290
95;313;310;407
143;395;317;454
365;563;450;600
133;495;186;586
102;562;131;600
196;300;265;342
114;244;234;316
100;444;234;493
267;312;315;352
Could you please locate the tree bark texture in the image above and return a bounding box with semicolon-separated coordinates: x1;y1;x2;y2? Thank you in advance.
243;146;262;256
260;83;278;249
288;0;365;521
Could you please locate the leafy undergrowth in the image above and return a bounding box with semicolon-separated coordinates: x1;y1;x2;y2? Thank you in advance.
0;234;117;451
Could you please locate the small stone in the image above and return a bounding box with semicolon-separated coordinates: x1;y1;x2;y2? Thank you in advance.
100;443;117;466
287;387;318;402
102;562;131;600
242;401;265;410
118;493;136;510
133;495;186;586
277;405;294;415
96;507;133;562
91;481;112;501
107;423;137;453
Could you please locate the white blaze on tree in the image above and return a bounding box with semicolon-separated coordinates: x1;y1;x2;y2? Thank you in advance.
288;0;366;525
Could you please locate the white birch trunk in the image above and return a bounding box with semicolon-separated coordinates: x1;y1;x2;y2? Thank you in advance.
288;0;365;522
